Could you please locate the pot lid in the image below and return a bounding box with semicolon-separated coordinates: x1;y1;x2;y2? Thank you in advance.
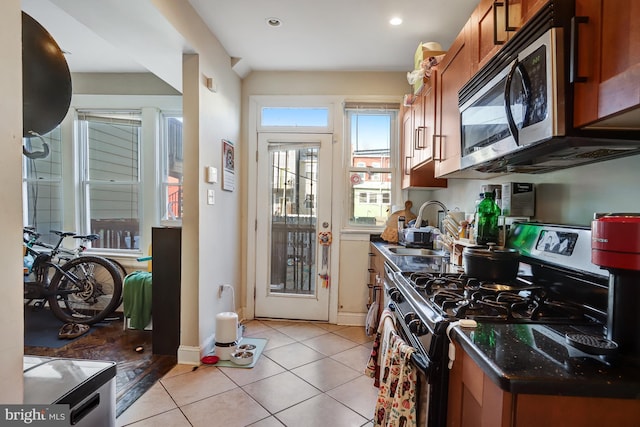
463;244;519;259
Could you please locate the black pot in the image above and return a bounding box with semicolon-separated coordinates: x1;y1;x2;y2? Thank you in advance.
462;244;520;281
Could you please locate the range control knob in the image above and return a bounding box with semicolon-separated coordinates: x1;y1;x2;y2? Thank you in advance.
388;288;404;303
408;318;428;336
404;312;418;324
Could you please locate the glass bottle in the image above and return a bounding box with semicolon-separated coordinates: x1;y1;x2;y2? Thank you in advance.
474;192;501;246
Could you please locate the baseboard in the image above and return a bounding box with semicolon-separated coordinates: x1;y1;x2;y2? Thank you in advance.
177;345;201;365
336;311;366;326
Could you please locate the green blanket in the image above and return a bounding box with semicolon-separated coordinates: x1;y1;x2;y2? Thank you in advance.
123;271;153;330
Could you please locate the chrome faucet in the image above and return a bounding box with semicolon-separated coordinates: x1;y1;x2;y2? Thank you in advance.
414;200;448;228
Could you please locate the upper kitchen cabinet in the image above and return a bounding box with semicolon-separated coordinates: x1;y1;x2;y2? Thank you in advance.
401;83;448;189
434;22;473;178
471;0;548;70
573;0;640;129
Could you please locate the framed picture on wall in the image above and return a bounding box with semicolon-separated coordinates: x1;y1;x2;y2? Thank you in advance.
222;139;235;191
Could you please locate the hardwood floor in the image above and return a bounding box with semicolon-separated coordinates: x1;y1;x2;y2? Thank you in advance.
24;314;176;417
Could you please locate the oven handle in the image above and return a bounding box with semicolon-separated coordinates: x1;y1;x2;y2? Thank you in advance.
388;302;430;375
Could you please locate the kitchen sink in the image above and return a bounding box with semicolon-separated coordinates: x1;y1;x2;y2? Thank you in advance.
386;246;446;257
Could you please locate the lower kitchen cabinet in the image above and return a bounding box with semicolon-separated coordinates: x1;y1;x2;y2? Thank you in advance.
447;341;640;427
368;243;385;308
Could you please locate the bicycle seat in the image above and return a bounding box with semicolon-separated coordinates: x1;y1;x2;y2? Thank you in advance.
74;234;100;241
50;230;76;238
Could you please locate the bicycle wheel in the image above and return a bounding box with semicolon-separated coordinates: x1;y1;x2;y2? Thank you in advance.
48;256;123;324
106;257;127;306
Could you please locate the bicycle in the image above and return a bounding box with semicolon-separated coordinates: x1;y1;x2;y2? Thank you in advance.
23;228;123;325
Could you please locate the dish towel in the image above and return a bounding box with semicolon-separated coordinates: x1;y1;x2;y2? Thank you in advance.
123;271;153;330
365;308;395;387
373;333;418;427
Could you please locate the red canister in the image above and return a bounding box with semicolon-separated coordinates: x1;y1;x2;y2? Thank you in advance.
591;213;640;271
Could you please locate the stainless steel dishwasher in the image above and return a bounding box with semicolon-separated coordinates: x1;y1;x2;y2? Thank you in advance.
23;356;116;427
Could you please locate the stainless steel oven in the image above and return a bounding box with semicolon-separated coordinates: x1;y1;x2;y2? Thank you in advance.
382;261;449;427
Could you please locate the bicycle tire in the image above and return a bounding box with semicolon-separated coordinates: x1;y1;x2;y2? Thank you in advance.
48;256;123;325
106;257;127;306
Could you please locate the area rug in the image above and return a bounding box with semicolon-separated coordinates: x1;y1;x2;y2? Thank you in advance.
211;337;267;369
24;306;101;348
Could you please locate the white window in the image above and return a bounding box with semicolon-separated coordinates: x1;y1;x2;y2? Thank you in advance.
78;111;142;251
160;113;183;221
344;103;399;227
22;126;63;245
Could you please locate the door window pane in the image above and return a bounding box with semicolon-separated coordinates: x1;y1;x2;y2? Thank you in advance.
269;146;318;295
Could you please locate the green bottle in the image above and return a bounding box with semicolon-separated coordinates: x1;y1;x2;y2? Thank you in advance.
475;192;501;246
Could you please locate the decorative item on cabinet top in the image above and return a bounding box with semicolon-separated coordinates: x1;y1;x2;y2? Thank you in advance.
406;41;447;96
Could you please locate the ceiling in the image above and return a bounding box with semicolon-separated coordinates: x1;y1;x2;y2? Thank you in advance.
21;0;478;85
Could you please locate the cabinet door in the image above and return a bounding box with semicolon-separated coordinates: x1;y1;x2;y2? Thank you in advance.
401;104;414;189
401;97;448;189
574;0;640;128
513;0;548;27
435;23;472;178
472;0;508;70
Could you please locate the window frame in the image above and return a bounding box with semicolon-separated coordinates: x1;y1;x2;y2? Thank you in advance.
343;104;400;230
77;110;143;253
159;111;184;224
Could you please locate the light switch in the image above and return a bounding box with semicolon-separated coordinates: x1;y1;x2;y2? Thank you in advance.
207;189;215;205
206;166;218;183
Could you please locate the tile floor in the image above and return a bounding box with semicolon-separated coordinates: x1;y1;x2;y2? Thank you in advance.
117;319;379;427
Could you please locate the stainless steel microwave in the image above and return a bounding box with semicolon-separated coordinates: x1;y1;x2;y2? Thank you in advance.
458;1;640;174
460;28;564;170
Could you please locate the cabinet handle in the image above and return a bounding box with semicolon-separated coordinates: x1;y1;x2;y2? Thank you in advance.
570;16;589;83
432;134;443;161
405;156;411;174
368;268;375;273
504;0;517;32
415;126;428;150
493;2;506;45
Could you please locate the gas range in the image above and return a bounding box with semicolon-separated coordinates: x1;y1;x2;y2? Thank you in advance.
397;270;605;326
380;222;640;424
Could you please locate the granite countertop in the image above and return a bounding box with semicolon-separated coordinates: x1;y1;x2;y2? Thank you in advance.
452;322;640;399
372;241;640;400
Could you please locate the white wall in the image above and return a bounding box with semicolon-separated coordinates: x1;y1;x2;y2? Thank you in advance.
241;71;407;324
0;0;26;403
153;0;242;363
407;153;640;227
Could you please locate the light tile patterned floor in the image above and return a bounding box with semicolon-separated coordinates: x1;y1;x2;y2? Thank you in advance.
117;320;378;427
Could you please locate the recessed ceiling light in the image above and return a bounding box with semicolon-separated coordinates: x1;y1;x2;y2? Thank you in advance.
390;17;403;26
266;17;282;27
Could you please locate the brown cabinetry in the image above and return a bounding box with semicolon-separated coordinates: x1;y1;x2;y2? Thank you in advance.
573;0;640;128
368;243;385;310
447;341;640;427
434;23;472;178
470;0;547;72
401;82;448;189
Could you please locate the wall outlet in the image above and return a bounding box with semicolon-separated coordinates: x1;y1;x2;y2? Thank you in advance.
207;189;215;205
